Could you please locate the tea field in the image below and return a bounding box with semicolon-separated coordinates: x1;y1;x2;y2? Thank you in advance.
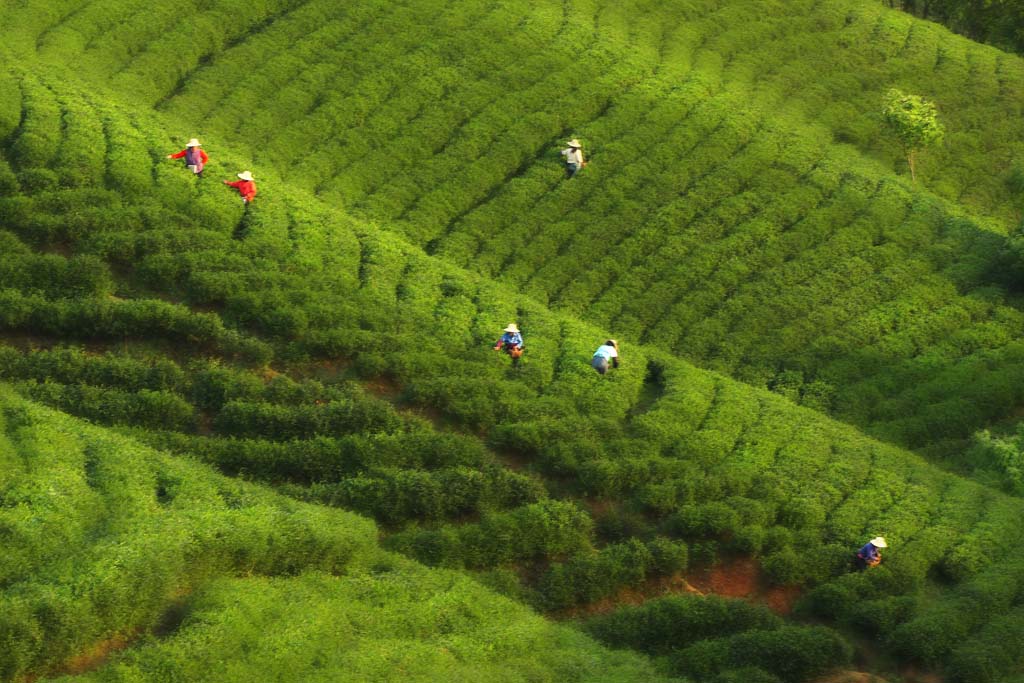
3;0;1024;681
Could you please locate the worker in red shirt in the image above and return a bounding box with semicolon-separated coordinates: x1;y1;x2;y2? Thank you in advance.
223;171;257;203
166;138;208;176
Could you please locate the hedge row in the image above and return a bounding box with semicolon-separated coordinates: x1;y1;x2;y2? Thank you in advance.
384;500;593;569
671;625;852;683
583;594;782;655
17;380;195;431
135;429;491;483
0;289;271;364
0;345;186;394
535;537;689;611
291;465;546;525
0;389;377;681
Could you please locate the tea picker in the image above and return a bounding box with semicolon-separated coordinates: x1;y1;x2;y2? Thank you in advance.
167;138;208;176
223;171;258;203
560;139;586;177
591;339;619;374
494;323;524;367
854;536;887;570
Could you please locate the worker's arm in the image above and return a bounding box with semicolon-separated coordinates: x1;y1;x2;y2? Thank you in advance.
612;357;619;369
224;180;242;187
200;150;209;163
167;149;186;159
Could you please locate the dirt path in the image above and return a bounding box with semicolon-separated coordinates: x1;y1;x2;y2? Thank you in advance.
686;556;801;615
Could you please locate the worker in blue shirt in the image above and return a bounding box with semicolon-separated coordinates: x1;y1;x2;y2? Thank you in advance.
854;536;887;570
494;323;524;367
592;339;619;375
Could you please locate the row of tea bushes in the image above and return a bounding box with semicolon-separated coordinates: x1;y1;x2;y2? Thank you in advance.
584;595;851;683
0;388;377;681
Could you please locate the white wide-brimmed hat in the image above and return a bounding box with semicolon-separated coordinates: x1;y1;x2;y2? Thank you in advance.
186;138;201;147
870;536;887;548
237;171;254;181
567;139;582;148
504;323;519;333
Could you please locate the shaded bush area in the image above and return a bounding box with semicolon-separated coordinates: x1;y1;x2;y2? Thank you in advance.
584;594;781;654
384;500;593;569
535;538;689;611
671;625;852;683
584;596;851;683
883;0;1024;55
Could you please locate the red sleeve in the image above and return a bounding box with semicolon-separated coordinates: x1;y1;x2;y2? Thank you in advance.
169;149;186;159
200;150;209;163
226;180;243;188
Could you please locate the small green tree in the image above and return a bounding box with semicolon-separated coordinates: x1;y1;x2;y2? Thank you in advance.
883;89;944;182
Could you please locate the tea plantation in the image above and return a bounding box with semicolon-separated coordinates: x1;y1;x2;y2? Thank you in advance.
3;0;1024;681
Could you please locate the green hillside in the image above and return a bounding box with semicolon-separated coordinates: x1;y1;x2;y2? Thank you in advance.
4;0;1024;681
0;388;678;683
6;0;1024;454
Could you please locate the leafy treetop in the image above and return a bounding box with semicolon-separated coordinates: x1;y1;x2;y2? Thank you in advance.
883;88;945;182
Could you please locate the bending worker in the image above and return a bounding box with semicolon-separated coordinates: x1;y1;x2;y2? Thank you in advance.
494;323;524;367
560;138;585;177
167;138;208;176
224;171;257;203
592;339;619;375
855;536;887;570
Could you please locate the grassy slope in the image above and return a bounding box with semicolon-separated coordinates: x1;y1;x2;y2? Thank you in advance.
0;387;677;683
0;66;1019;683
3;0;1024;680
8;0;1024;452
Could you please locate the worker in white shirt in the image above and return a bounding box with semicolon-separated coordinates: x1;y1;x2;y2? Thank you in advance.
560;138;585;177
591;339;619;375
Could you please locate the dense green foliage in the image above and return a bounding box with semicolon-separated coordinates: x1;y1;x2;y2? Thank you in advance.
0;387;377;681
0;389;675;683
882;89;945;181
48;568;678;683
3;0;1024;680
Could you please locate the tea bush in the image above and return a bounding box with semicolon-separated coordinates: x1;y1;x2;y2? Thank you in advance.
3;0;1024;678
0;387;377;680
584;594;782;655
671;625;853;683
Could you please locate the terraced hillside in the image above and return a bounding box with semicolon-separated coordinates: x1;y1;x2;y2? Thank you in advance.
6;0;1024;453
0;388;677;682
4;0;1024;682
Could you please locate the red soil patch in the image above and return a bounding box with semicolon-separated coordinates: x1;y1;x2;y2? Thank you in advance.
19;633;134;683
764;584;802;615
552;557;803;621
898;666;945;683
688;556;759;598
686;557;801;615
362;374;403;401
554;572;705;619
813;672;891;683
61;634;131;675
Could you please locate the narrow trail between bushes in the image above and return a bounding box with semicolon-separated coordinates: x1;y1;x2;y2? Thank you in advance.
18;634;134;683
628;360;667;420
553;556;803;621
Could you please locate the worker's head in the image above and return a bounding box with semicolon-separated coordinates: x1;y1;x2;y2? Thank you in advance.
606;339;617;348
186;138;201;147
870;536;887;548
237;171;254;181
567;139;582;148
504;323;519;333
